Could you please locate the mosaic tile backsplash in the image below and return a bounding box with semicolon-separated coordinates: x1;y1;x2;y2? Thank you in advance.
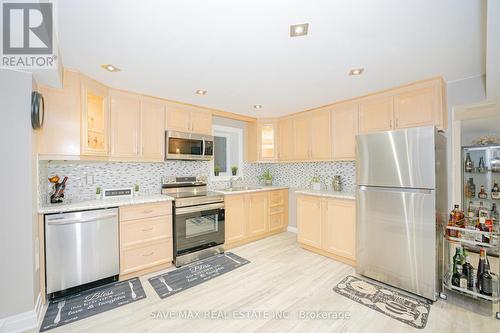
39;160;355;205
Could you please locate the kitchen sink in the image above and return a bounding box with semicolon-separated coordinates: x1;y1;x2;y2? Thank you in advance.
221;186;263;192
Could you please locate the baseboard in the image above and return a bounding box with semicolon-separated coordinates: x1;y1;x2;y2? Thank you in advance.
0;293;41;333
287;226;297;233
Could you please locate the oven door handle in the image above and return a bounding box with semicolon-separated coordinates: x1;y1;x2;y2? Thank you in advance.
176;202;224;215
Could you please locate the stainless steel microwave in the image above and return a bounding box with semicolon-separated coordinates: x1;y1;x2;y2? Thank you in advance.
165;130;214;160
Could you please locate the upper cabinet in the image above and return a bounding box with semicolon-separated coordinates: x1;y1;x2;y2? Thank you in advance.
140;98;165;161
358;95;394;135
109;90;140;159
278;118;294;161
259;122;278;161
37;70;81;157
359;78;446;135
310;110;332;160
332;102;358;160
292;114;311;160
81;76;109;156
394;82;444;129
166;106;212;135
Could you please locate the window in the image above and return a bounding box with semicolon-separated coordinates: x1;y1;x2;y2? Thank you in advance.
212;125;243;178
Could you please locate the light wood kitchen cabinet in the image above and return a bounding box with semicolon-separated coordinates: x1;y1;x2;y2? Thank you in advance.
166;106;213;135
322;198;356;261
293;115;311;160
278;118;294;160
310;110;332;160
394;84;442;129
81;76;110;156
297;195;322;248
297;194;356;265
37;69;81;157
258;122;279;161
358;95;394;134
119;201;173;280
332;102;358;160
166;106;191;132
191;110;213;135
224;195;248;244
248;192;269;237
245;122;258;162
110;91;140;159
225;189;288;249
140;98;165;161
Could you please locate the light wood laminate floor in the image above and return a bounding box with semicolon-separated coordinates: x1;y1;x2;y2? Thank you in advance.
36;232;500;333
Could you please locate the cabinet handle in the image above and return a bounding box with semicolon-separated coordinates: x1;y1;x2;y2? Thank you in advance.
143;209;153;214
142;251;154;257
142;227;154;232
389;119;392;128
395;118;399;128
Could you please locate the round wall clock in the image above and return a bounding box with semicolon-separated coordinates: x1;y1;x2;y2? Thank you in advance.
31;91;45;129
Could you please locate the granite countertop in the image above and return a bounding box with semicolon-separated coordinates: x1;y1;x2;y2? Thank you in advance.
214;185;289;195
38;194;174;214
294;189;355;200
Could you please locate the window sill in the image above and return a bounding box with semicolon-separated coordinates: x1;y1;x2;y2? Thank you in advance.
210;175;240;182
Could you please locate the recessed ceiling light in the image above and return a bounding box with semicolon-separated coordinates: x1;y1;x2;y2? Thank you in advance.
253;105;262;109
290;23;309;37
101;64;120;72
349;68;364;76
195;89;207;95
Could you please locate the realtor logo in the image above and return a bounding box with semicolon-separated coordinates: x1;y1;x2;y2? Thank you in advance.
1;1;57;68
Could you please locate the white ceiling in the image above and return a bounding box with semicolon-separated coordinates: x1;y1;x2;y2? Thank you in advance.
57;0;485;117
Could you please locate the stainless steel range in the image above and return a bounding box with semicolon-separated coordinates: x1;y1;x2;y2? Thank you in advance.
162;176;225;267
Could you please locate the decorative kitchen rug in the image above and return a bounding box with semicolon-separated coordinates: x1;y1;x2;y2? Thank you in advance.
39;277;146;332
149;252;250;299
333;275;430;329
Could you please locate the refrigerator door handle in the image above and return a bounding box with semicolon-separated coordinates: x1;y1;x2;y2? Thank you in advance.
358;185;433;195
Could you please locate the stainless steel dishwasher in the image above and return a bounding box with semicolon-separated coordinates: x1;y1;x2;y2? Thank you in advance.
45;208;119;296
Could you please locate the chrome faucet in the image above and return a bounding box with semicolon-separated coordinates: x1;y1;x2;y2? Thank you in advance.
230;176;243;188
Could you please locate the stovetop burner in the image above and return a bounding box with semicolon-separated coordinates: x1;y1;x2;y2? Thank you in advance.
161;176;223;207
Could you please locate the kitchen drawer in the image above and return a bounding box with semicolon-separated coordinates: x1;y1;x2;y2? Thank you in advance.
269;206;284;215
119;202;172;221
269;212;285;231
120;215;172;248
269;191;285;207
120;239;172;275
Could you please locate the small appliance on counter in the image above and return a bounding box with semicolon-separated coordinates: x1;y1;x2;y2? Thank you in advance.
48;175;68;204
162;176;225;267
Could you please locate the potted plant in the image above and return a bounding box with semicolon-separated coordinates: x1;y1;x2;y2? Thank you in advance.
259;169;273;186
134;184;140;196
95;186;102;200
231;166;238;176
214;165;221;176
310;176;322;191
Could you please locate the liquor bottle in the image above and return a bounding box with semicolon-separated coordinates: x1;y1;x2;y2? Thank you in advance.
492;182;500;200
479;157;486;172
478;185;488;199
465;153;474;172
451;247;464;287
469;178;476;198
467;201;475;218
480;259;493;296
462;250;474;290
476;248;487;289
477;201;489;218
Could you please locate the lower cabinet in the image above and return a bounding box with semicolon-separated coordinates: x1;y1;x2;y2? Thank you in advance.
119;202;173;279
297;195;356;265
225;189;288;249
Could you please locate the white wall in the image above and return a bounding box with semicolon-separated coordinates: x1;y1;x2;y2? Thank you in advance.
0;69;38;328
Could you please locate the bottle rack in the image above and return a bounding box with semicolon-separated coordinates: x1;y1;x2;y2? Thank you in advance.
441;223;500;320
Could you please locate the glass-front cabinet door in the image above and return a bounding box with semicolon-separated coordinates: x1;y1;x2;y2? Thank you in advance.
462;145;500;240
81;78;109;156
259;121;278;161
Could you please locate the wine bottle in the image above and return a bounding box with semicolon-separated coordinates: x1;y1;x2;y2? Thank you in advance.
480;259;493;296
462;250;474;290
451;247;462;287
476;248;487;290
465;153;474;172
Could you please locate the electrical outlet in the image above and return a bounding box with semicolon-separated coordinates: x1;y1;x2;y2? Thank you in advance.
86;174;95;185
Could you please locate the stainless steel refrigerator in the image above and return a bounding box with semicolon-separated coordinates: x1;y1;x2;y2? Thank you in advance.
356;126;447;301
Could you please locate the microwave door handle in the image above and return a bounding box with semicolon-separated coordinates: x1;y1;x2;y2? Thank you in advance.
202;138;206;157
